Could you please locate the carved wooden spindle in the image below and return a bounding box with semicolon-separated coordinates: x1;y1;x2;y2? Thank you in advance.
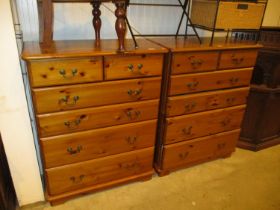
115;1;127;52
38;0;53;47
92;0;102;47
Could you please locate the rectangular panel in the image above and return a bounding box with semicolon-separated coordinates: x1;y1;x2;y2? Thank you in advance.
38;99;159;137
29;57;103;87
169;68;252;96
167;87;249;117
172;51;219;74
41;120;157;168
46;148;154;195
219;50;258;69
33;77;162;114
162;130;240;171
104;54;163;80
165;105;245;144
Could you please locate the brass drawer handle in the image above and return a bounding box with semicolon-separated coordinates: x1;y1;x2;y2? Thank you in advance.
231;56;244;65
126;136;137;145
186;81;199;90
229;77;239;85
126;110;141;120
190;59;203;68
179;152;189;160
64;118;81;129
67;145;83;155
226;97;236;104
128;64;134;71
138;63;143;70
59;68;78;78
119;162;140;170
127;64;144;73
217;143;226;150
221;118;231;127
70;174;85;183
182;126;193;135
127;89;142;97
59;95;80;106
185;102;196;112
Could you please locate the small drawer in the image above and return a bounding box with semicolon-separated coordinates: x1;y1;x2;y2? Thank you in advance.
46;147;154;195
28;58;103;87
162;130;240;172
167;87;249;117
172;51;219;74
33;77;162;114
219;50;258;69
104;54;163;80
38;100;159;137
165;105;245;144
41;120;157;168
169;68;252;96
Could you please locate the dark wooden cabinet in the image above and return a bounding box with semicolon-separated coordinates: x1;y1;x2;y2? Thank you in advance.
0;134;17;210
239;27;280;151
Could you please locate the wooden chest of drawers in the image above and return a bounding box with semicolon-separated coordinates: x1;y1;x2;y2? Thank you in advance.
22;39;168;205
151;37;261;176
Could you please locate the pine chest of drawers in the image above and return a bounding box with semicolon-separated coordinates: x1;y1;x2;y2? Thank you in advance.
22;39;168;205
151;37;261;176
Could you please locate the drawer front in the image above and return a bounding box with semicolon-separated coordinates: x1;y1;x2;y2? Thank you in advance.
38;100;159;137
33;77;162;114
172;51;219;74
219;50;258;69
46;147;153;195
29;58;103;87
162;130;240;171
41;120;157;168
169;68;252;96
165;105;245;144
104;54;163;80
167;87;249;117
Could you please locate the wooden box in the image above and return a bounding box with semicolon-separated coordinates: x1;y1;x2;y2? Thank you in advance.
191;0;266;30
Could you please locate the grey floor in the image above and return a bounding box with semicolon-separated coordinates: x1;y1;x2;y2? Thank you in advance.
21;144;280;210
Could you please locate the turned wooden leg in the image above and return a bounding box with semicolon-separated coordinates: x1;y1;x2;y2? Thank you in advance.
91;0;101;47
114;1;127;52
39;0;53;47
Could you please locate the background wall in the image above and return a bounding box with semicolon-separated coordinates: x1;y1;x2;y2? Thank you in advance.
1;0;279;207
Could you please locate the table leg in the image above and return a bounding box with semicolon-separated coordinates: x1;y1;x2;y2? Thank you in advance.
92;0;102;48
115;1;127;52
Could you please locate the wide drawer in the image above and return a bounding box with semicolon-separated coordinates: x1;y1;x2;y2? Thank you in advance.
46;147;154;195
219;50;258;69
172;51;219;74
28;57;103;87
41;120;157;168
169;68;252;96
167;87;249;117
162;129;240;171
165;105;245;144
104;54;163;80
38;100;159;137
33;77;162;114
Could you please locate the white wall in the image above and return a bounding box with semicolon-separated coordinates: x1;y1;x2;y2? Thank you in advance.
262;0;280;26
0;0;44;206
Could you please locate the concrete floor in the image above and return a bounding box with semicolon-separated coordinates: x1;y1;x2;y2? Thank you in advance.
21;145;280;210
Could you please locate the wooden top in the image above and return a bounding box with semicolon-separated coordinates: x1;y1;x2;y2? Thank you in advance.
22;39;168;60
147;37;262;52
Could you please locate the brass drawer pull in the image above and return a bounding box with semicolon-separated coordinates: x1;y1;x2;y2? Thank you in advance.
190;59;203;68
185;102;196;112
64;118;81;129
221;118;231;127
127;89;142;96
229;77;239;85
59;68;78;78
186;81;199;90
137;63;143;70
70;174;85;183
126;110;141;120
128;64;134;71
231;56;244;65
59;95;80;106
119;162;140;170
182;126;193;135
127;64;144;73
179;152;189;160
126;136;137;145
226;97;236;104
217;143;226;150
67;145;83;155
